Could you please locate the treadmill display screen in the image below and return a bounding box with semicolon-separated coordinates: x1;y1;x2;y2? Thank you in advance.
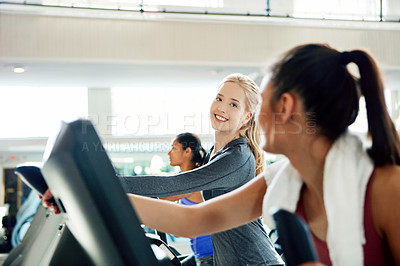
42;119;168;266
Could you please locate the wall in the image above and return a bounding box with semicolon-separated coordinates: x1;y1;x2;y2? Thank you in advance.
1;12;400;67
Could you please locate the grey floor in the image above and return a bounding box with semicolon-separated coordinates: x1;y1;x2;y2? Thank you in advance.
0;253;8;265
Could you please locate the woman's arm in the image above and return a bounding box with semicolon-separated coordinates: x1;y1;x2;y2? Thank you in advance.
128;173;267;238
120;146;253;197
372;165;400;264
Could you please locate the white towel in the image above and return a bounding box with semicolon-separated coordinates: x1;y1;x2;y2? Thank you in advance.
262;133;374;266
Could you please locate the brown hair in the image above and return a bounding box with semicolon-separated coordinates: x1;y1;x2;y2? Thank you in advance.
175;132;206;168
269;43;400;166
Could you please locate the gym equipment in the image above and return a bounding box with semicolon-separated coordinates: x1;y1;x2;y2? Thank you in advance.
14;166;56;205
272;208;319;266
43;119;172;265
3;205;93;266
6;119;178;265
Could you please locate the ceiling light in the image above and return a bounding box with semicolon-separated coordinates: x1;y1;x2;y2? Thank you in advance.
13;67;25;74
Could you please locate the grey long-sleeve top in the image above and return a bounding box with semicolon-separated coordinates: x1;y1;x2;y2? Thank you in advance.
118;137;255;198
119;137;284;266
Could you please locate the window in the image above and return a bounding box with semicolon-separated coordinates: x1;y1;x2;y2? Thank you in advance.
42;0;223;9
111;86;215;136
0;87;88;138
287;0;380;20
12;0;398;21
349;90;394;134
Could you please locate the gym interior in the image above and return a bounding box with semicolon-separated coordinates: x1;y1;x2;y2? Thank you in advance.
0;1;400;265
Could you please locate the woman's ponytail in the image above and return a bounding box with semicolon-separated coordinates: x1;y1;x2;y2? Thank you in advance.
176;132;206;168
243;116;265;175
269;44;400;166
351;50;400;166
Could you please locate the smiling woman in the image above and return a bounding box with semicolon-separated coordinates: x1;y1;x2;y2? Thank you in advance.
210;82;248;133
43;73;284;265
116;73;283;265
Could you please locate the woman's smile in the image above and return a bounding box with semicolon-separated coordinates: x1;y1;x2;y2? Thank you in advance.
215;114;228;122
210;82;249;133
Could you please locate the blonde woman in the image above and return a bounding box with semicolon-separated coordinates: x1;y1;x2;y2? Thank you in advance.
43;73;283;265
119;73;283;265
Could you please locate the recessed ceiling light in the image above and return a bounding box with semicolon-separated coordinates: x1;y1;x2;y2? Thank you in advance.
13;67;25;73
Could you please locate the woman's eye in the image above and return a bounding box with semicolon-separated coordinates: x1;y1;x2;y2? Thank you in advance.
215;97;222;101
230;103;238;108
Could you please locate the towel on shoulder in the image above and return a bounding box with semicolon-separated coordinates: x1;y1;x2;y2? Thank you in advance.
262;133;374;266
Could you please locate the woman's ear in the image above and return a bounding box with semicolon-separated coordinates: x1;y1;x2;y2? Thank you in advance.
242;112;253;125
278;92;296;123
184;147;192;157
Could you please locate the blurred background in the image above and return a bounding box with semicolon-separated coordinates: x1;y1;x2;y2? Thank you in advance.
0;0;399;230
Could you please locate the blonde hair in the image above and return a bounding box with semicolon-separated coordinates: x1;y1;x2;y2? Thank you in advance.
221;73;265;175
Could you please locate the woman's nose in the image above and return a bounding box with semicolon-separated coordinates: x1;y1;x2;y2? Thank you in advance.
216;103;227;113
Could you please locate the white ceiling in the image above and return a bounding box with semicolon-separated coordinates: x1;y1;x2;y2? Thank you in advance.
1;2;400;90
1;58;399;91
0;59;263;88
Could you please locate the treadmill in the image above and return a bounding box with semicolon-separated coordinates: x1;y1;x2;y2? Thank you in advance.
4;119;178;266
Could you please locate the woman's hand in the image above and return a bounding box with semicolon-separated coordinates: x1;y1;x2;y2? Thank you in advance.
39;189;60;214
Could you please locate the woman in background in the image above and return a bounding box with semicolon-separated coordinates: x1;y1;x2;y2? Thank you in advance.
160;132;213;266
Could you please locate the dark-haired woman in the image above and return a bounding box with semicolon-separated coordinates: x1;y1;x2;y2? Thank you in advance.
128;44;400;265
160;133;213;266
